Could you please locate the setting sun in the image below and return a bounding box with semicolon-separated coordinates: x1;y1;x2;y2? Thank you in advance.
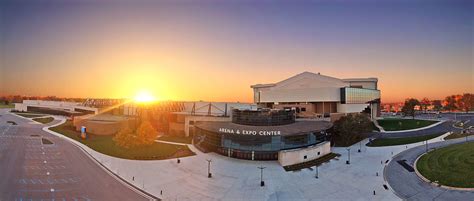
133;90;157;103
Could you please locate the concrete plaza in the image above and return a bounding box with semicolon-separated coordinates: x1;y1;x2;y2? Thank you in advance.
42;117;457;201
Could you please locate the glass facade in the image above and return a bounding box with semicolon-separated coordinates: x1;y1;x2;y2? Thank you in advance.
340;87;380;104
194;127;328;160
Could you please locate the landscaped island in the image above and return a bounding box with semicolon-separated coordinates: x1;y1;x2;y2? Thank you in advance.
49;121;195;160
32;117;54;124
377;118;438;131
416;142;474;188
367;132;444;147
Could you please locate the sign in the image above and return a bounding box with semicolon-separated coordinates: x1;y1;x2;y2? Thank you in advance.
218;128;281;136
80;126;87;139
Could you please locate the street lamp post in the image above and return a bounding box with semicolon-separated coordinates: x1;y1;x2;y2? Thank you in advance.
358;141;362;153
346;148;351;164
258;166;266;186
425;140;428;153
206;159;212;178
315;165;319;178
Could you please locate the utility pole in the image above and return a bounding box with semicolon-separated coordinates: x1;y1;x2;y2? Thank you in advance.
258;166;266;186
206;159;212;178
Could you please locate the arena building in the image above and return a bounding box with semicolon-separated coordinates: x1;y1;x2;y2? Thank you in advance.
251;72;381;120
194;108;332;166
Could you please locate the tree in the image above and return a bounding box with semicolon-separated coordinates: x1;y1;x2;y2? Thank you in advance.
113;125;139;149
420;98;430;113
432;100;443;112
458;93;473;113
113;121;157;149
136;121;157;145
401;98;420;119
443;95;457;111
332;113;373;146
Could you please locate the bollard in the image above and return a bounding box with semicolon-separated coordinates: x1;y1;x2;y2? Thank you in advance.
376;172;378;176
132;176;134;181
373;190;376;195
160;190;163;195
177;159;180;164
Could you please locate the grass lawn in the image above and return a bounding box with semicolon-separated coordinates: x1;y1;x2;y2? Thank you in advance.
377;119;438;131
157;135;193;144
367;132;444;147
49;121;195;160
416;142;474;188
283;153;341;171
444;132;474;140
41;138;54;145
32;117;54;124
0;103;14;108
12;112;47;118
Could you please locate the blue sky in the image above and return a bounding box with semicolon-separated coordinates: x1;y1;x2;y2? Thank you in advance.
0;0;472;102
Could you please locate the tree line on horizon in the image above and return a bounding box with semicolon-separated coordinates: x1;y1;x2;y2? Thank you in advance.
0;95;86;105
400;93;473;118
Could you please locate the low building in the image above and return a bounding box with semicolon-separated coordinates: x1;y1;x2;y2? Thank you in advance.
14;100;98;116
194;108;332;166
73;114;136;135
166;102;257;137
251;72;381;120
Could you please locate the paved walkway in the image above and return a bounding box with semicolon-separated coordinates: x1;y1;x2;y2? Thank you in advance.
385;138;474;201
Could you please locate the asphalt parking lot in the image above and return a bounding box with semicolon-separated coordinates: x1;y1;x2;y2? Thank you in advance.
0;109;152;201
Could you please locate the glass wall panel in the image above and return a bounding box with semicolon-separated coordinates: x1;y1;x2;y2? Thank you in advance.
341;87;380;104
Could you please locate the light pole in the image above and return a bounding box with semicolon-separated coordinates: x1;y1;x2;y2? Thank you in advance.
358;141;362;153
425;140;428;153
258;166;266;186
206;159;212;178
346;148;351;164
315;165;319;178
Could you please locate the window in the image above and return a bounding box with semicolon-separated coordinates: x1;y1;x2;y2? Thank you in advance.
301;107;306;112
317;152;320;155
304;155;307;159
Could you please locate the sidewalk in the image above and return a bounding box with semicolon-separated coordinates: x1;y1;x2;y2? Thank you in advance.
377;120;445;134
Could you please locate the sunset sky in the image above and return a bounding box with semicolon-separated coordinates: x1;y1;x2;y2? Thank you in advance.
0;0;472;103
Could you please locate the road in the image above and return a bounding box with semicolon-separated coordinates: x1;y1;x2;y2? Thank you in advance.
374;113;474;139
385;137;474;201
0;109;151;201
